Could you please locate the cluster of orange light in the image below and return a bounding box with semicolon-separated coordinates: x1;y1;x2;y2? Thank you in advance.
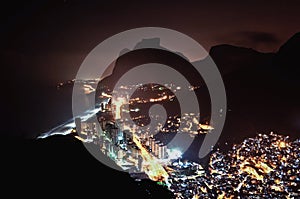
235;147;274;181
216;192;234;199
149;95;168;102
208;139;289;198
101;92;112;98
232;141;287;193
83;84;95;94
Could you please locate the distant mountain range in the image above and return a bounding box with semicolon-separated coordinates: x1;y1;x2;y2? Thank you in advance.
98;32;300;147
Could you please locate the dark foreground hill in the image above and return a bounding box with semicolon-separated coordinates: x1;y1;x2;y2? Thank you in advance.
0;135;174;198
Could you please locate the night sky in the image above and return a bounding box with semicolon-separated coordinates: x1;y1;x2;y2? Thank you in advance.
1;0;300;138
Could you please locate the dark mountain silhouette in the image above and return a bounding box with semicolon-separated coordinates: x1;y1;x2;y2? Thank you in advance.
273;32;300;81
215;32;300;148
209;44;275;76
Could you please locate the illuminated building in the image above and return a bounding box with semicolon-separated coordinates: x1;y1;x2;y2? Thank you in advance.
131;146;140;159
154;140;160;157
95;122;102;137
112;97;126;120
150;137;155;153
123;129;132;144
158;143;167;159
75;117;81;134
110;125;119;145
117;149;124;159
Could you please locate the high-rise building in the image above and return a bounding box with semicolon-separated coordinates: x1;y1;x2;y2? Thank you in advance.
117;149;124;159
95;122;102;137
131;146;139;159
99;135;104;148
158;143;167;159
75;117;81;134
111;126;119;145
150;137;155;153
123;129;131;143
154;140;160;157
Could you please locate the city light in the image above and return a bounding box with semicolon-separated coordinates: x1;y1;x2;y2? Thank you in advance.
132;133;169;183
40;81;299;198
112;97;126;120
